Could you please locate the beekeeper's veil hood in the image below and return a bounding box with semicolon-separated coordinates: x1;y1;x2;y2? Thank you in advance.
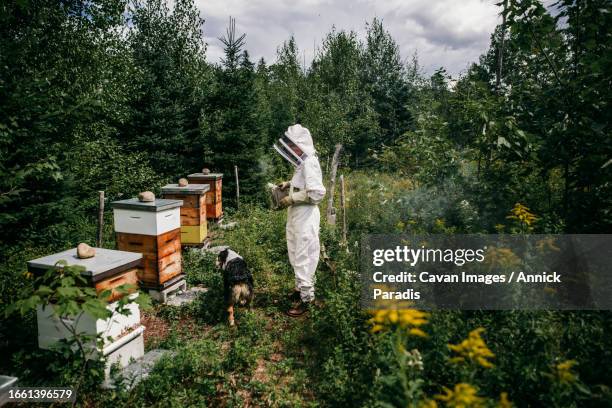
274;124;316;166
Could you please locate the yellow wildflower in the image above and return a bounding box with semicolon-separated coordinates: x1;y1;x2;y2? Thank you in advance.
435;383;484;408
555;360;578;384
368;308;428;337
22;271;34;280
448;328;495;368
484;247;521;270
507;202;537;228
419;398;438;408
535;237;560;253
498;392;512;408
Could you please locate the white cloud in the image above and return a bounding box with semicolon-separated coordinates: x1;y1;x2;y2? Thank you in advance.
195;0;500;76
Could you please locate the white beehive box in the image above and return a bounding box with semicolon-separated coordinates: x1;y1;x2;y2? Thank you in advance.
26;248;144;352
112;198;183;236
36;295;141;350
103;325;145;377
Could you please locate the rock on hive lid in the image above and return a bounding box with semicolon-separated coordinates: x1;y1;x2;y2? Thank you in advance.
187;172;223;180
27;247;142;282
111;198;183;212
161;183;210;195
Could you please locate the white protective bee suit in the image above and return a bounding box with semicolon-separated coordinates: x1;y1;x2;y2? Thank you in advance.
273;124;326;302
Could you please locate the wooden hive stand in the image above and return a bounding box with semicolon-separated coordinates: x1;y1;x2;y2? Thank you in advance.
186;172;223;220
112;198;185;301
161;183;210;246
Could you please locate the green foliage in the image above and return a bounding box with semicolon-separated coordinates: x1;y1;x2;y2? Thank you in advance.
0;0;610;406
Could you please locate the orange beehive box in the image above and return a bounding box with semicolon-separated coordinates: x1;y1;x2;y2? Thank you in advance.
186;172;223;220
115;229;182;288
161;183;210;244
111;199;184;289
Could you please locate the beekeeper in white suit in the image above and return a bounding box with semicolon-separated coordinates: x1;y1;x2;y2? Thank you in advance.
274;124;326;317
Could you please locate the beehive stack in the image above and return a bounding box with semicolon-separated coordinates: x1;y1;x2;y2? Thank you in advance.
27;247;145;375
112;198;184;298
161;183;210;245
186;172;223;220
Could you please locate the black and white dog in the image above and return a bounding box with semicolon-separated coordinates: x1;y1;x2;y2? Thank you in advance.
216;248;254;326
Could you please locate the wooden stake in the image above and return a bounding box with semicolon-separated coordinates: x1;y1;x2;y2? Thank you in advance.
234;165;240;210
340;175;347;247
326;144;342;225
97;191;104;247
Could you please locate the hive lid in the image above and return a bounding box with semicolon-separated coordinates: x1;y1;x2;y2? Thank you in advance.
27;247;142;282
161;183;210;195
111;198;183;212
187;172;224;180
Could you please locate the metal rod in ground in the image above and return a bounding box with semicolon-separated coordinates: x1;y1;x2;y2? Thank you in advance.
340;175;347;247
97;191;104;247
234;165;240;210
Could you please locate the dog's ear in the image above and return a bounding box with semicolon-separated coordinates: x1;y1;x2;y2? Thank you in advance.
218;249;228;267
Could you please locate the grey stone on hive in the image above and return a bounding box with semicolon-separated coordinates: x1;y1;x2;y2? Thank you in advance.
138;191;155;202
77;243;96;259
178;178;188;187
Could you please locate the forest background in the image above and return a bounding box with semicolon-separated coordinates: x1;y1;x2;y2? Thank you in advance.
0;0;610;406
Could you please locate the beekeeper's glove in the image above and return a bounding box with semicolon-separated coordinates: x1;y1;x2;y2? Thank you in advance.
279;190;311;208
277;181;291;190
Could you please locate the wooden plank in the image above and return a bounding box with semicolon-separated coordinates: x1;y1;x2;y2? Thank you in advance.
326;144;343;225
205;191;214;205
116;233;158;256
95;267;139;302
116;229;181;288
158;252;182;284
180;207;201;226
163;194;200;208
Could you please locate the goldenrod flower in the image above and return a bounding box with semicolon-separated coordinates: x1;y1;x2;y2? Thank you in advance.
368;308;428;337
484;247;521;270
535;237;560;253
419;398;438;408
555;360;578;384
448;328;495;368
435;383;484;407
507;203;537;228
498;392;512;408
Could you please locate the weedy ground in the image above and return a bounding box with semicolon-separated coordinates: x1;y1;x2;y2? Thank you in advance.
3;172;611;407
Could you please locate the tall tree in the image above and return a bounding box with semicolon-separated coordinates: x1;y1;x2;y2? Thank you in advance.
361;18;414;147
126;0;211;177
207;18;268;202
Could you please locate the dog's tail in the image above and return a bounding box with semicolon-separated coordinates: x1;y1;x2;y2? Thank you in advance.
232;283;252;306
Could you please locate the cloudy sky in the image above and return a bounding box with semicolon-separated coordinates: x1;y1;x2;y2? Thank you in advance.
195;0;502;76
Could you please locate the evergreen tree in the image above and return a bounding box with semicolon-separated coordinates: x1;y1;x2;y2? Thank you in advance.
361;18;414;148
208;18;267;202
126;0;211;177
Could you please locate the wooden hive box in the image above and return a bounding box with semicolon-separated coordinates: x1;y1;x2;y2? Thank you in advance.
186;172;223;219
112;198;183;289
27;248;144;350
161;183;210;244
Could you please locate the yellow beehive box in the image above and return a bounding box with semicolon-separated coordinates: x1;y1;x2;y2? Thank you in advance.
180;223;207;244
161;183;210;245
